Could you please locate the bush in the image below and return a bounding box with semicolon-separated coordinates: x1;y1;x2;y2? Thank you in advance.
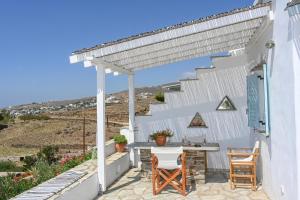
19;114;50;121
0;174;35;200
31;160;55;183
113;134;127;144
0;110;14;124
0;149;93;199
37;146;60;165
155;92;164;102
23;156;38;170
0;161;23;172
84;151;92;161
59;156;83;172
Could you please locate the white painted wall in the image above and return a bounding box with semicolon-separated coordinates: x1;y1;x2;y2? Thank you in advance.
246;1;300;199
54;172;99;200
105;153;130;187
136;54;251;169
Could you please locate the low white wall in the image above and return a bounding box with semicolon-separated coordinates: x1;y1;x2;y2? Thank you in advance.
53;172;99;200
105;153;130;187
105;140;115;157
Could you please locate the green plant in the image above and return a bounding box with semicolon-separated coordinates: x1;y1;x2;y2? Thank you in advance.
61;157;82;172
150;129;173;140
0;174;35;200
155;92;165;102
31;160;55;183
84;152;92;161
23;155;38;170
37;146;60;165
19;114;50;121
0;150;93;200
0;109;14;124
0;161;23;172
113;134;128;144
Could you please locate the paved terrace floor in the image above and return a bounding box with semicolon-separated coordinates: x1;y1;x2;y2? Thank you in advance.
98;169;269;200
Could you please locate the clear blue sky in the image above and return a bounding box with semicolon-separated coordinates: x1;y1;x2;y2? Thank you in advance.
0;0;253;108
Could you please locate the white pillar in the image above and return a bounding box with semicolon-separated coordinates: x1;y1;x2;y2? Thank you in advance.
96;65;106;192
128;73;136;166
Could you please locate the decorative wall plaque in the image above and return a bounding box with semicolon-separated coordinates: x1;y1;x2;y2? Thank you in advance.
188;112;207;128
216;96;236;111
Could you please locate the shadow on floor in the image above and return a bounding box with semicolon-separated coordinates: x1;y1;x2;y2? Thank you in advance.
205;171;228;183
103;169;141;194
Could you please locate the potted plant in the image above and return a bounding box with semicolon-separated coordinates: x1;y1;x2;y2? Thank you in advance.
113;134;128;152
150;129;173;146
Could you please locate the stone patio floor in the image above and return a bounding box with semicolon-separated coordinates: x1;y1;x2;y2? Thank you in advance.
97;168;269;200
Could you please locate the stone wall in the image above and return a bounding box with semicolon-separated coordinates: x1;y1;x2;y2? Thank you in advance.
139;149;206;184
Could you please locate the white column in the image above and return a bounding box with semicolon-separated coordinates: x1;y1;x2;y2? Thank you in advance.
96;65;106;192
128;73;136;166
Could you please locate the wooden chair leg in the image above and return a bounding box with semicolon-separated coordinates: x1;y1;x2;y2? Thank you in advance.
253;165;257;191
230;164;234;189
182;169;187;196
152;170;156;195
157;172;160;188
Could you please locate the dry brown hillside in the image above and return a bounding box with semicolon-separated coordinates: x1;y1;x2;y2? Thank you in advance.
0;87;162;157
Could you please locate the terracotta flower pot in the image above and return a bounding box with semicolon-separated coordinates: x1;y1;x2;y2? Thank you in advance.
115;143;126;152
155;135;167;146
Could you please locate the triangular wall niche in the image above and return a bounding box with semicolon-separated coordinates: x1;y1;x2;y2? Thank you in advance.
188;112;207;128
216;96;236;111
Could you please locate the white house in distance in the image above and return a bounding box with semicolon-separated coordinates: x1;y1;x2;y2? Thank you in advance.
69;0;300;199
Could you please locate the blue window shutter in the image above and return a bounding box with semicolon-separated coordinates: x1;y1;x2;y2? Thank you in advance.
247;75;260;128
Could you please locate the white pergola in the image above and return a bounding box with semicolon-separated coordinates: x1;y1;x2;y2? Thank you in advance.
69;3;271;192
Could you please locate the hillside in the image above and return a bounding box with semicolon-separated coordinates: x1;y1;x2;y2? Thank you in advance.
0;85;164;157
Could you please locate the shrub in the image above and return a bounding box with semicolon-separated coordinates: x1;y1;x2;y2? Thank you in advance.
31;160;55;183
60;156;82;172
0;110;14;124
37;146;60;165
150;129;174;140
0;174;35;200
113;135;127;144
84;151;92;161
19;114;50;121
155;92;164;102
0;149;93;200
23;156;38;170
0;161;23;172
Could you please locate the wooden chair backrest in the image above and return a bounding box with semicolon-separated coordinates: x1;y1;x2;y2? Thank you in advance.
151;147;183;169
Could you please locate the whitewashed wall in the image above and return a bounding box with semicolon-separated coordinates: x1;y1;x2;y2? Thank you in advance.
246;1;300;199
136;54;250;169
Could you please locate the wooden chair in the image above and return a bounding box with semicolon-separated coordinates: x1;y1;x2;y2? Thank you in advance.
151;147;187;196
227;141;260;191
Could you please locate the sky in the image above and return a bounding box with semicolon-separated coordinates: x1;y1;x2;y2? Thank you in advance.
0;0;254;108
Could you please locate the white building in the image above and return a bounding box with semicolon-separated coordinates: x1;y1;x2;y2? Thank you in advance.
68;0;300;199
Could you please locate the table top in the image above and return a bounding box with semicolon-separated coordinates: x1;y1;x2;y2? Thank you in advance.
128;142;220;151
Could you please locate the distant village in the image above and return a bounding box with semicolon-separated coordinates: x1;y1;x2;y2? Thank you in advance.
5;92;153;117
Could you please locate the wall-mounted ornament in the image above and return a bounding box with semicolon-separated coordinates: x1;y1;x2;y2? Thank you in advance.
216;96;236;111
188;112;207;128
